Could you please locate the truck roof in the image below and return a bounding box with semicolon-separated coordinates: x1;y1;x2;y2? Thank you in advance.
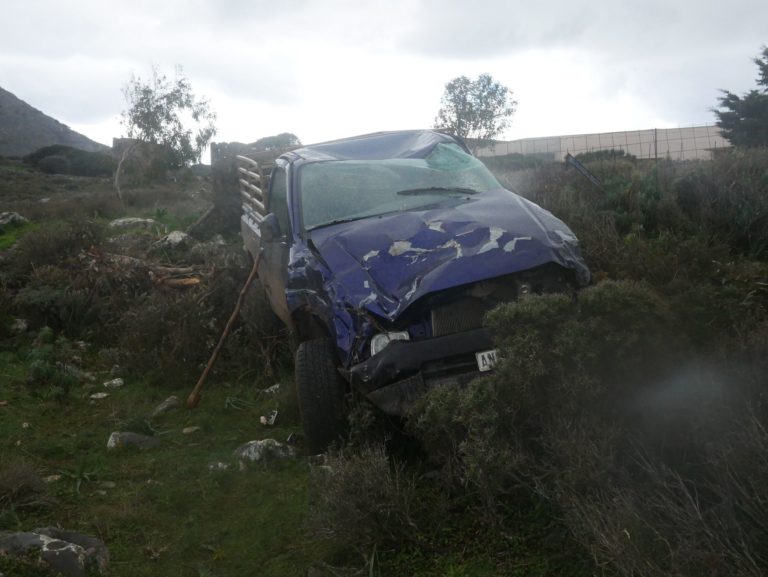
282;129;470;163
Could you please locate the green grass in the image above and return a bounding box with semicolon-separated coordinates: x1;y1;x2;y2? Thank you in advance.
0;345;326;576
0;337;596;577
0;222;37;250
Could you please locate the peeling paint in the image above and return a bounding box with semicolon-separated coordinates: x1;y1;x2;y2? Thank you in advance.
362;250;379;262
389;240;429;257
477;226;506;254
503;236;532;252
358;292;378;307
427;220;445;232
438;238;463;258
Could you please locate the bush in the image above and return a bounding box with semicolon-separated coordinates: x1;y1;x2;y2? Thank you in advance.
575;148;637;163
9;220;103;280
36;154;71;175
309;443;421;552
24;145;116;177
119;289;216;384
0;460;52;517
409;281;768;576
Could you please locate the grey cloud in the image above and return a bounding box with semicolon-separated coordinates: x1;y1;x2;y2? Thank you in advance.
399;0;768;61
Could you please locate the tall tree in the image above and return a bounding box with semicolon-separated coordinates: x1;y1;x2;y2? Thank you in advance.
714;46;768;148
116;66;217;198
434;73;516;153
121;66;217;167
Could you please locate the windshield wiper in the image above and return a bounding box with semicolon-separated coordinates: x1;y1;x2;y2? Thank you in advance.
308;216;367;231
395;186;479;196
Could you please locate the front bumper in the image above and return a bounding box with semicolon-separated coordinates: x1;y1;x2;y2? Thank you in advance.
346;328;495;415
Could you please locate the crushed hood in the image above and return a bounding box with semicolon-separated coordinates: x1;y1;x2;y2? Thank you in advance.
307;187;590;321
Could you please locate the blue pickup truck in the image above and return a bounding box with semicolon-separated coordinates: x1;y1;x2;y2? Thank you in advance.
238;130;589;451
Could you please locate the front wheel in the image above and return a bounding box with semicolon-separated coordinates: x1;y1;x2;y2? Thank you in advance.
294;338;347;453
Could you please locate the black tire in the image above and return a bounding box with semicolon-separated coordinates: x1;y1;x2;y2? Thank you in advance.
294;338;347;453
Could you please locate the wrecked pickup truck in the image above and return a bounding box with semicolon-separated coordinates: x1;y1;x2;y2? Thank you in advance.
238;130;590;451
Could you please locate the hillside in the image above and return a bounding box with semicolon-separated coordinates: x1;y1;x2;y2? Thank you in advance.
0;86;108;157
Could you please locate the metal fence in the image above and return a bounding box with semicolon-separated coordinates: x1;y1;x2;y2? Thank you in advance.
476;124;731;162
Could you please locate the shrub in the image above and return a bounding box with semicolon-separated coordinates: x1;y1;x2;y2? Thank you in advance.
24;145;116;177
119;289;216;384
0;460;52;516
409;281;768;575
309;443;421;552
36;154;71;175
575;148;637;163
9;220;103;280
24;328;78;401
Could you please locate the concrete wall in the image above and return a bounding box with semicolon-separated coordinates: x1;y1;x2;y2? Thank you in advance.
477;125;731;161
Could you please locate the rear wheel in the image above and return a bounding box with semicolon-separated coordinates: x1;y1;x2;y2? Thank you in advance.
294;338;347;453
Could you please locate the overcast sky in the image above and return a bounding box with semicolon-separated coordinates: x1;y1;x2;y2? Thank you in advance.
1;0;766;158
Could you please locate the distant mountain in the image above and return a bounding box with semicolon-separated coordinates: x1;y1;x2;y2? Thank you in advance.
0;86;108;157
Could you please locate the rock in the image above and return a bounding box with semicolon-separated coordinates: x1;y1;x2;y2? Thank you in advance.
262;383;281;395
106;432;160;450
154;230;193;250
43;474;62;483
233;439;295;464
109;364;123;376
0;527;109;577
0;212;29;227
150;395;180;418
208;461;230;471
259;409;278;426
10;318;28;334
109;217;157;229
100;481;116;489
89;392;109;400
102;378;124;388
182;426;201;435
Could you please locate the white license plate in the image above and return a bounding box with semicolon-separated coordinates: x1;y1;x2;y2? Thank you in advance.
476;349;499;372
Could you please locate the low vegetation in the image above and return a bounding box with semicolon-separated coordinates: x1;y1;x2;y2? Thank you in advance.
1;148;767;576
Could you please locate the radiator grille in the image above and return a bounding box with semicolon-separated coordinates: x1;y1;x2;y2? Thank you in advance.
431;297;490;337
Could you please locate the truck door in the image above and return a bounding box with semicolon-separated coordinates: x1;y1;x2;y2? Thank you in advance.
259;163;292;326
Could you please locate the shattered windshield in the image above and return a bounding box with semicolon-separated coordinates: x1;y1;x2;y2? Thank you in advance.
299;143;500;230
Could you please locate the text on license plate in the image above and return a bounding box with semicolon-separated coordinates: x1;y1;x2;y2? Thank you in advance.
476;349;499;372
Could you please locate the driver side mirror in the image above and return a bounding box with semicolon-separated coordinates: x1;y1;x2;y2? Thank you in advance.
259;213;281;243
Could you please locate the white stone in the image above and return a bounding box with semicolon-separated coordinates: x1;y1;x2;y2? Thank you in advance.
233;439;295;463
109;217;157;228
0;212;29;226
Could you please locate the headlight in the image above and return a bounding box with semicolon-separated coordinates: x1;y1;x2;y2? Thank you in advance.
370;331;410;356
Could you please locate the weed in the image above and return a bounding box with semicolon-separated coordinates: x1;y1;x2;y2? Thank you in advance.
0;460;53;514
310;443;420;553
24;329;79;401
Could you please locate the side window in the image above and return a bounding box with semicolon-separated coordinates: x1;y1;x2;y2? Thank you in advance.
268;166;290;236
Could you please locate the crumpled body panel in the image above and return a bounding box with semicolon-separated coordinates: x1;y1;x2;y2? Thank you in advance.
285;186;589;366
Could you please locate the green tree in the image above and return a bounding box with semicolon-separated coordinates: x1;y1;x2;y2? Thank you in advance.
115;66;217;198
121;66;217;167
252;132;302;152
715;46;768;148
434;73;517;153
